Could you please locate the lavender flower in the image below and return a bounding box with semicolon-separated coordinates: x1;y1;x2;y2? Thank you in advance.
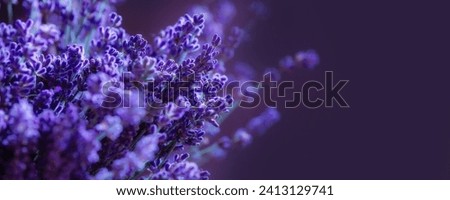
247;108;281;135
233;128;252;147
295;50;320;69
95;115;123;141
152;154;210;180
0;0;318;180
109;133;159;179
280;50;320;70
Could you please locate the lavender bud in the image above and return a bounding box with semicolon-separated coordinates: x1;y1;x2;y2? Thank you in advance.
234;128;252;147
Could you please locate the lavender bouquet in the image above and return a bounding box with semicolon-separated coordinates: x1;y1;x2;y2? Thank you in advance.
0;0;318;179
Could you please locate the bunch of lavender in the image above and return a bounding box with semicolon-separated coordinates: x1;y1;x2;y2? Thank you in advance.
0;0;318;180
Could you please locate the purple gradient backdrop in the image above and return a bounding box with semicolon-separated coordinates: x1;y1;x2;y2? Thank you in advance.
118;0;450;180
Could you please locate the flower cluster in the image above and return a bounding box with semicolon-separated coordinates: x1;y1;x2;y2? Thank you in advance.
0;0;318;180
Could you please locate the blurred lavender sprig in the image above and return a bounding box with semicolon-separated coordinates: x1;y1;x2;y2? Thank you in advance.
0;0;318;179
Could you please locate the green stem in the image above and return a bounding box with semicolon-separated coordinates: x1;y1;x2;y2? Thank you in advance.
129;123;149;150
193;143;218;158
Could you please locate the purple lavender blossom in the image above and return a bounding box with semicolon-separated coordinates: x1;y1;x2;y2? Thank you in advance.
247;108;281;135
234;128;252;147
108;133;159;179
295;50;320;69
152;154;210;180
0;0;318;180
280;50;320;70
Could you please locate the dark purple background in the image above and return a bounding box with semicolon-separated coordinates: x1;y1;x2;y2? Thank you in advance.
118;0;450;179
